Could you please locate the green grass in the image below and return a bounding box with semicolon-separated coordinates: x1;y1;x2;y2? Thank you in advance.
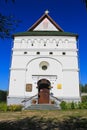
0;109;87;121
0;102;87;129
0;110;87;129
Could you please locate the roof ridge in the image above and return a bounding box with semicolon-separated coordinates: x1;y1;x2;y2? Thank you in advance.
27;13;64;32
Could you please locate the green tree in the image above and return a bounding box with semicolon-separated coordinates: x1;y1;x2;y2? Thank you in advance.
0;90;7;102
80;84;87;93
80;84;84;93
0;14;20;38
84;84;87;92
83;0;87;8
0;0;20;39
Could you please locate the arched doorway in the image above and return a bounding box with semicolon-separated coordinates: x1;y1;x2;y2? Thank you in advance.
37;79;51;104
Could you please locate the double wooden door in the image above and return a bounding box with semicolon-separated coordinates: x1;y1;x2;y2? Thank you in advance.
38;88;49;104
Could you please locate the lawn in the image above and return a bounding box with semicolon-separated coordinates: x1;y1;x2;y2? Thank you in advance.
0;110;87;130
0;109;87;121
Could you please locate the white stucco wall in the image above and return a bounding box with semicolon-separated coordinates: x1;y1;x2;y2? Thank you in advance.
9;70;25;96
8;35;80;101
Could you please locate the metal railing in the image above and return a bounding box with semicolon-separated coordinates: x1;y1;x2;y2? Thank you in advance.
21;94;38;103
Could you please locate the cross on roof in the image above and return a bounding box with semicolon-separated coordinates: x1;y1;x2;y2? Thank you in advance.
45;10;49;14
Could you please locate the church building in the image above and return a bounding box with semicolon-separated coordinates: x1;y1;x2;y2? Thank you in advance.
7;11;81;109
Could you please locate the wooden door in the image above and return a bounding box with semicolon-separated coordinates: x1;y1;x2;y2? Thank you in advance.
38;88;49;104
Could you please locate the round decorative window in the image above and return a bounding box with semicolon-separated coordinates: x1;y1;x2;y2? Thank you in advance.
39;61;49;71
42;65;47;70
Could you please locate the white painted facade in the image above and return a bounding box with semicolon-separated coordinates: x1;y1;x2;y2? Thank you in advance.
7;12;81;107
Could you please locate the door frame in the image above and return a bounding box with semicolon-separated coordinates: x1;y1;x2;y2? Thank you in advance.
37;79;51;104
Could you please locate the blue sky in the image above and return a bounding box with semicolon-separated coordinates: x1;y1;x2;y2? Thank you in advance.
0;0;87;90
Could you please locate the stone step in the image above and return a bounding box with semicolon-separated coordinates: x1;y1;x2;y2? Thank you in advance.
25;104;60;110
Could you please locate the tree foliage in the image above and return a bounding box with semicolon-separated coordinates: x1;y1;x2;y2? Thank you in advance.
0;14;20;38
83;0;87;8
80;84;87;93
0;90;7;102
0;0;20;39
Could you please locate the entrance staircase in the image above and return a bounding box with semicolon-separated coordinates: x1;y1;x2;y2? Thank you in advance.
25;104;60;110
22;94;62;110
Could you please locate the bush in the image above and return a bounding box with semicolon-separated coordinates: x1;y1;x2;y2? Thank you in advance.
7;104;23;111
82;96;87;102
60;101;67;110
0;102;7;112
60;101;77;110
0;103;23;112
82;102;87;109
60;101;87;110
77;102;87;109
71;102;75;109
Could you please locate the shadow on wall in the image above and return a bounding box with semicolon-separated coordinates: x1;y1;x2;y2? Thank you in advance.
0;116;87;130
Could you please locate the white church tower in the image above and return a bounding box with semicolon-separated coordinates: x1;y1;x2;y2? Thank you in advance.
7;11;81;109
